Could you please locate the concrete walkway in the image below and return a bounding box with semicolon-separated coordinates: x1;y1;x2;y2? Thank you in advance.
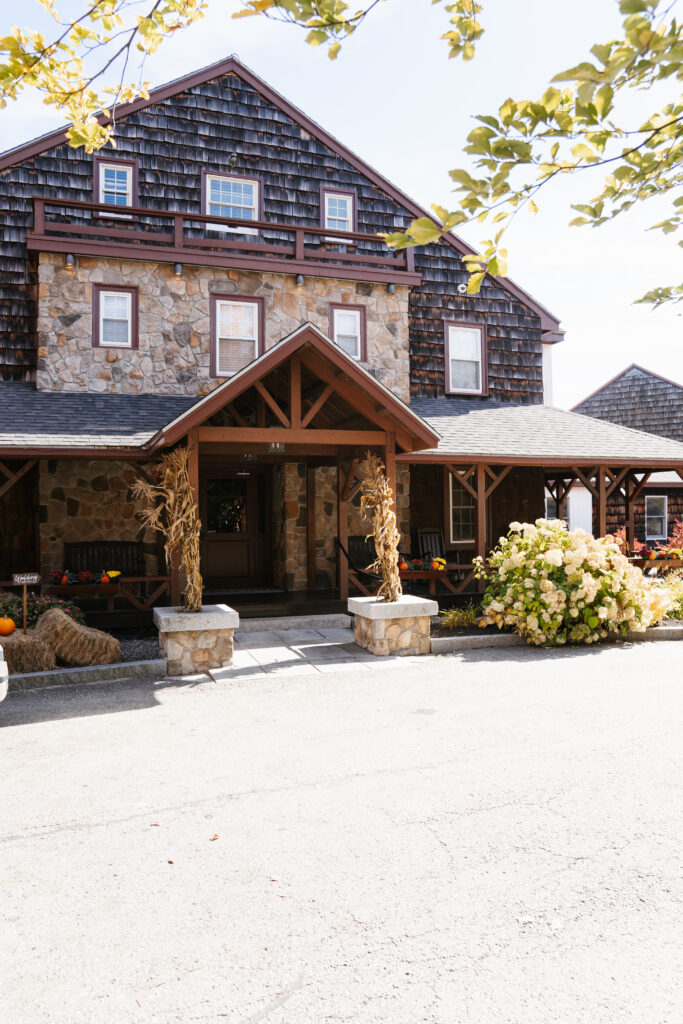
214;626;429;680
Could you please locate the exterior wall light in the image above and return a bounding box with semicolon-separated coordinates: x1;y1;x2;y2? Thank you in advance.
387;283;395;294
295;274;304;286
268;441;286;454
173;263;183;278
65;253;75;272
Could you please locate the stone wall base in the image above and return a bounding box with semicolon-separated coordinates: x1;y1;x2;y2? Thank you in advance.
354;614;431;657
160;627;234;676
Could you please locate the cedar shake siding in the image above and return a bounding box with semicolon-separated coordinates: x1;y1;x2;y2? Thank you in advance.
0;65;549;400
573;365;683;443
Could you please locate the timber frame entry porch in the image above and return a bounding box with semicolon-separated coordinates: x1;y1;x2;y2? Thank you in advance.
155;323;438;602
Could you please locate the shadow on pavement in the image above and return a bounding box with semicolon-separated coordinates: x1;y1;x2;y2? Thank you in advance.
0;674;206;729
453;641;646;664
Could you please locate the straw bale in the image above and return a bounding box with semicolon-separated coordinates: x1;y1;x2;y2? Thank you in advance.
1;632;56;674
33;608;120;667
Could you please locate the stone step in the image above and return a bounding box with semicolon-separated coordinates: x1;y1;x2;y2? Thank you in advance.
236;612;353;634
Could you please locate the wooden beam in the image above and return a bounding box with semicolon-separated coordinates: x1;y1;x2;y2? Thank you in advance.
0;460;36;501
307;466;316;591
254;380;291;428
629;470;652;504
301;381;336;428
187;427;199;509
226;401;248;428
337;461;349;600
341;457;360;501
445;463;478;501
385;432;397;514
606;466;630;499
571;465;600;500
0;461;13;480
290;355;302;429
198;427;386;446
475;464;487;590
484;464;512;501
597;464;607;537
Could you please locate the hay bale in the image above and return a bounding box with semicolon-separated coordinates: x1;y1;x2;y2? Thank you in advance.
33;608;120;667
2;631;56;675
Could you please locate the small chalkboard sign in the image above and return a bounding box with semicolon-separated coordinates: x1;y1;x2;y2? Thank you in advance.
12;572;41;632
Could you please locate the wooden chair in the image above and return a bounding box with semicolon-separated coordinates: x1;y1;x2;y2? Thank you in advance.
335;535;381;597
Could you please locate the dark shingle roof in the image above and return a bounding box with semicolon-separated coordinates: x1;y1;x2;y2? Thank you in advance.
0;383;196;449
411;397;683;464
572;365;683;443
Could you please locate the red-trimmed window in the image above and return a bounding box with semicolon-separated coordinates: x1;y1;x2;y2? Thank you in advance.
202;173;261;234
329;303;367;361
444;321;487;395
210;295;264;377
92;285;138;349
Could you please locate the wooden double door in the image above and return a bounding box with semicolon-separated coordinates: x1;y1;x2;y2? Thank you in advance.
199;465;272;587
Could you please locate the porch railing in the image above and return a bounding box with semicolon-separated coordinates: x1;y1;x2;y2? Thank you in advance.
29;197;417;281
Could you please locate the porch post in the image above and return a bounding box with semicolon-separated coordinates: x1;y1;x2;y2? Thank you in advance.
187;427;199;507
625;476;635;553
384;431;396;513
597;465;607;537
337;460;349;600
475;464;487;592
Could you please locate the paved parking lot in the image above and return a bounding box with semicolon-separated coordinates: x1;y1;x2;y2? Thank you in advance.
1;642;682;1024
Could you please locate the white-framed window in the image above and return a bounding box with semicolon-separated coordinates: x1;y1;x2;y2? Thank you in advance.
213;298;260;376
97;290;133;348
324;191;354;233
645;495;668;541
449;475;475;544
205;174;259;234
99;162;133;207
545;493;558;519
330;305;364;360
445;323;486;395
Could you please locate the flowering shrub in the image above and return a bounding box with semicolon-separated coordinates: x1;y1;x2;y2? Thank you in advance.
0;592;85;629
657;572;683;619
475;519;673;646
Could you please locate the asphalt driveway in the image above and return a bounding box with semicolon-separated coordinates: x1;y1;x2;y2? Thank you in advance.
1;642;681;1024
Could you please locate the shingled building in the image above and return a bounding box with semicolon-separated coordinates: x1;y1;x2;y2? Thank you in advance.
573;365;683;544
1;57;683;610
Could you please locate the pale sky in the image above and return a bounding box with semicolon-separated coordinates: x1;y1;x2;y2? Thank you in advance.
1;0;680;408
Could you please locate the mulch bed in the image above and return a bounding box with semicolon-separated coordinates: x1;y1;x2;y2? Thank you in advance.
110;629;160;663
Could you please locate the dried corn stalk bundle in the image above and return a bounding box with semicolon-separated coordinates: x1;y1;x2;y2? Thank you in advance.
133;446;203;613
359;452;402;604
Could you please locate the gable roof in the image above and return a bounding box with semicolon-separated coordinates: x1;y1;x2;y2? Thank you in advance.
407;396;683;467
0;325;439;455
156;322;439;451
572;364;683;444
0;55;561;336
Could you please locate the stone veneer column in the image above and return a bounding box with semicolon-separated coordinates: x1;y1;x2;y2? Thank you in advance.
348;595;438;656
154;604;239;676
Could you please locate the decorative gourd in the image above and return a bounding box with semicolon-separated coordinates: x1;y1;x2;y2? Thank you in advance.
398;561;409;570
100;575;111;584
0;617;16;636
60;574;69;585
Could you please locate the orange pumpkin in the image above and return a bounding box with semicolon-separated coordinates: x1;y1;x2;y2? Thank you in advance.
398;561;409;570
431;560;439;570
100;575;111;584
60;574;69;585
0;617;15;636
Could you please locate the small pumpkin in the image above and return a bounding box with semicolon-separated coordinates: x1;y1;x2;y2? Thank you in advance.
0;616;16;636
60;574;69;585
100;575;111;584
398;561;409;570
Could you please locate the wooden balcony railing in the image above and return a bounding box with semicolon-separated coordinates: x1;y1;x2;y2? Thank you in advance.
28;197;419;285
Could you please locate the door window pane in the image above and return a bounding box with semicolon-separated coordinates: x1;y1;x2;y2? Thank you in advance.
206;479;247;533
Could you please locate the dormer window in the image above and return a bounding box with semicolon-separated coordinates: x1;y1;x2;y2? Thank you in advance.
93;157;137;209
210;295;264;377
444;322;488;396
202;173;260;234
322;188;356;235
93;285;138;349
329;303;366;361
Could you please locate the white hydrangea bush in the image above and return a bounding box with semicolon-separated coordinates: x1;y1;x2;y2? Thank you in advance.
475;519;672;646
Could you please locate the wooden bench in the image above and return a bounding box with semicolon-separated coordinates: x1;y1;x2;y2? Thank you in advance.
336;535;474;597
43;540;170;611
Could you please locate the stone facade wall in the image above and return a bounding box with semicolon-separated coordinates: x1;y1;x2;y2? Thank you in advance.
271;463;308;591
354;613;431;657
39;458;157;577
161;627;234;677
36;255;411;402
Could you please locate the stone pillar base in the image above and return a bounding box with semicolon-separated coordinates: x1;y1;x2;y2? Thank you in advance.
348;595;438;656
153;604;239;676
